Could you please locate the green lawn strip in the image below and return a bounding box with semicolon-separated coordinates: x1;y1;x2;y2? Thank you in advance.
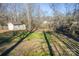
45;32;53;43
30;51;49;56
11;32;49;56
9;32;50;56
25;32;44;40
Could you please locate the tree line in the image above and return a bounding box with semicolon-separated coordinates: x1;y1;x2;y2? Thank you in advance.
0;3;79;35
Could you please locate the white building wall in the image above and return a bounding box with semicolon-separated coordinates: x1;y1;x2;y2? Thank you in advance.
14;24;26;30
8;23;14;30
8;23;26;30
21;24;26;30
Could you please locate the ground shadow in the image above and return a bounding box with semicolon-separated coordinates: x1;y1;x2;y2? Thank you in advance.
0;31;34;56
43;31;53;56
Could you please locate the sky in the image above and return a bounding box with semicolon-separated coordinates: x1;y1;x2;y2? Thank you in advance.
39;3;74;16
5;3;74;16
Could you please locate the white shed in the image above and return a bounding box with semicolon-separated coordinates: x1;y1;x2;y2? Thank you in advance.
8;23;14;30
7;22;26;30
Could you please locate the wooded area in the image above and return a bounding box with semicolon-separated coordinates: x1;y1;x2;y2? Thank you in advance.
0;4;79;33
0;3;79;56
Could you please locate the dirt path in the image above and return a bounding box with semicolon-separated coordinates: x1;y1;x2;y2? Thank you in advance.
0;30;9;33
9;38;49;56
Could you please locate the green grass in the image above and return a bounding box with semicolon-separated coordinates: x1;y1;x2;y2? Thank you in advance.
26;32;44;40
45;32;52;42
9;32;49;56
